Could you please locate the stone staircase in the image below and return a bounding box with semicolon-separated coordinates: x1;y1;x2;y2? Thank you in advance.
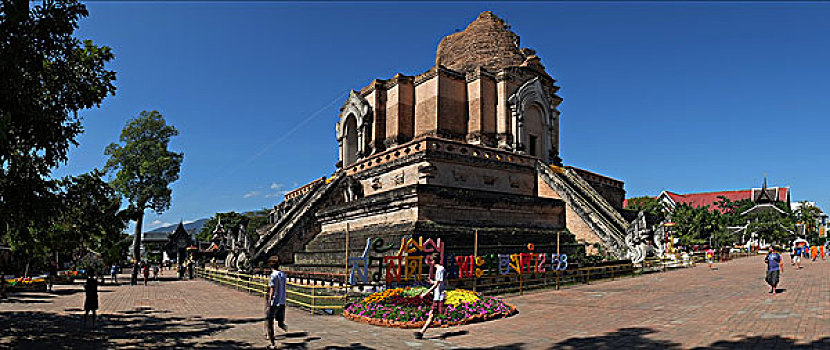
536;161;628;258
251;173;344;264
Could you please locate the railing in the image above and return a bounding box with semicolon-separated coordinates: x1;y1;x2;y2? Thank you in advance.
562;167;627;228
538;162;627;255
449;263;637;295
196;267;349;314
283;177;326;201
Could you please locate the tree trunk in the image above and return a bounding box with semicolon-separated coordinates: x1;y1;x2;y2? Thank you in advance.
131;210;144;285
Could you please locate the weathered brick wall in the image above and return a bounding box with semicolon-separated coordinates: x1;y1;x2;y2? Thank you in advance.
436;11;525;73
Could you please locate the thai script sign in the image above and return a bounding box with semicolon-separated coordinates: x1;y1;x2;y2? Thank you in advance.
348;236;568;285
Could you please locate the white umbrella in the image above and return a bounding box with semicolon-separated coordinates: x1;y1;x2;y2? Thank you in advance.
793;238;808;245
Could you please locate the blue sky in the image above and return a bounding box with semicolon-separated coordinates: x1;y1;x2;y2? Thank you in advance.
54;2;830;232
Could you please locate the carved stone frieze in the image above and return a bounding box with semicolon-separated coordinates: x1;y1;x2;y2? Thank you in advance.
370;177;382;190
392;172;405;185
452;170;467;182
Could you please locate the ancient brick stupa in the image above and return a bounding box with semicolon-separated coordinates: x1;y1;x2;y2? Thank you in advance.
252;12;630;273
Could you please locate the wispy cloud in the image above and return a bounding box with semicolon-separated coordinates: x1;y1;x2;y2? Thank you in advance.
265;190;291;198
243;191;261;199
148;220;174;228
183;220;195;224
270;183;284;190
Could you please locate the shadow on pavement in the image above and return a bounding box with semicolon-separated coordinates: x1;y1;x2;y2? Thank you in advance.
541;327;830;350
547;328;680;349
462;343;525;350
438;330;469;339
0;306;256;349
321;344;375;350
694;335;830;349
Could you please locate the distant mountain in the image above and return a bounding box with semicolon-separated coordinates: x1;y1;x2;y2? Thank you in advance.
147;218;210;234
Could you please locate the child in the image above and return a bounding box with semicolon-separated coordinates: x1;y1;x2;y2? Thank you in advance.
415;252;446;339
705;248;715;270
83;272;99;328
264;256;287;349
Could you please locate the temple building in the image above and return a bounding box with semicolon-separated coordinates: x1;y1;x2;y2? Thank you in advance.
252;12;637;272
657;182;791;213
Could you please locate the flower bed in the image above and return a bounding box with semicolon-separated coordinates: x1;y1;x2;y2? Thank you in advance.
343;287;516;328
5;277;47;291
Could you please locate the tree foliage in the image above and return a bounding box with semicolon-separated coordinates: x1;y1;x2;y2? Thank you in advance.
105;111;183;215
198;210;270;243
745;209;795;245
0;0;116;271
58;170;129;265
793;202;823;242
624;196;664;217
105;110;182;284
669;194;801;248
671;203;721;247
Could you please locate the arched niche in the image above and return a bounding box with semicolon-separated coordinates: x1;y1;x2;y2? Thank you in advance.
508;77;556;163
337;90;371;168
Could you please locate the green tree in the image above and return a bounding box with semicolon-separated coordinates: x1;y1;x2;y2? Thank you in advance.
746;209;795;245
198;210;269;243
0;0;116;269
58;170;129;266
671;204;722;247
624;196;664;217
105;111;183;285
793;202;822;242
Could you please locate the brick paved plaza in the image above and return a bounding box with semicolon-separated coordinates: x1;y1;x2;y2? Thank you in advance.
2;255;829;349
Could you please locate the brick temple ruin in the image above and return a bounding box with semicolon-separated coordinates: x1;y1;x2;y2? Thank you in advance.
247;12;643;274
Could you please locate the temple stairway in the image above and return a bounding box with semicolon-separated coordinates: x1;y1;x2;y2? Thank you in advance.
536;161;628;258
250;174;344;265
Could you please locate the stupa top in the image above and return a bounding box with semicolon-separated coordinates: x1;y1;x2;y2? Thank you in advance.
436;11;537;73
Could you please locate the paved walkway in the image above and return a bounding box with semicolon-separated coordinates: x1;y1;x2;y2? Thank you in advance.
2;256;829;349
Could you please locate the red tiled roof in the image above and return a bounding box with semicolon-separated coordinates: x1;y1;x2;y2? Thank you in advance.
663;188;789;212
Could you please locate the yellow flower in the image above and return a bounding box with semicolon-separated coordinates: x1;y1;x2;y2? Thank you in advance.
363;287;404;304
445;289;480;306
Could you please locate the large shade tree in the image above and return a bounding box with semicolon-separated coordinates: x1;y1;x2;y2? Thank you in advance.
0;0;116;263
58;170;130;267
105;111;183;285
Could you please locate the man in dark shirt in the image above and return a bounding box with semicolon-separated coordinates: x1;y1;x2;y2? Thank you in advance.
765;246;783;294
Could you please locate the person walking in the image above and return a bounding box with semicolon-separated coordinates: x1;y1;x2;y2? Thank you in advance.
153;264;160;280
110;264;118;284
83;272;99;328
705;248;716;270
48;262;57;292
789;245;796;266
142;262;150;286
264;257;287;349
765;246;783;294
793;245;803;269
415;252;446;339
810;245;819;262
